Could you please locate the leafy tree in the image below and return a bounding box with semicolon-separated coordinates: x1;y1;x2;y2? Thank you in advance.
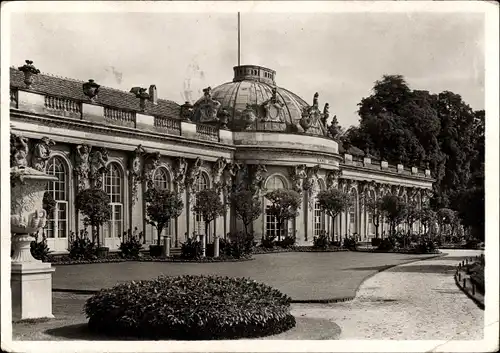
402;201;420;247
379;195;406;237
75;188;112;248
265;189;301;242
229;190;262;236
316;189;351;241
364;197;382;238
437;208;457;243
418;207;437;236
192;189;227;252
144;187;184;246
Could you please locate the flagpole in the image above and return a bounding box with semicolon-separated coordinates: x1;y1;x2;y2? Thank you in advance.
238;12;241;66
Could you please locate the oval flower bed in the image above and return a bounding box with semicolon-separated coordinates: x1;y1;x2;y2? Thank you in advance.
84;275;296;340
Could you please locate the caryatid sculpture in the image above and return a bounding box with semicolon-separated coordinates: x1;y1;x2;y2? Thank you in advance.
32;137;55;172
212;157;228;193
74;144;92;190
174;157;189;193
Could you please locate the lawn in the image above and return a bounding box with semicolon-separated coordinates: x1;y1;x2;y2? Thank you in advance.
52;252;441;301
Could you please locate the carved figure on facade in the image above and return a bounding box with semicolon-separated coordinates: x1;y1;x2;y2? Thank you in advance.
198;87;221;123
174;157;188;193
289;164;307;193
261;87;285;122
129;144;146;204
10;134;29;168
325;169;342;189
186;157;202;190
391;184;401;196
223;162;241;194
89;147;109;189
320;103;330;127
212;157;228;193
74;144;92;190
299;92;322;133
303;165;320;191
32;137;55;172
242;104;257;130
250;164;267;197
143;152;161;189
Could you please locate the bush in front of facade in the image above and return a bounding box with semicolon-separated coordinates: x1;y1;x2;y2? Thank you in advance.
30;231;52;261
119;229;143;259
84;275;296;340
377;237;395;252
68;229;97;260
343;237;357;250
313;231;329;249
181;238;203;259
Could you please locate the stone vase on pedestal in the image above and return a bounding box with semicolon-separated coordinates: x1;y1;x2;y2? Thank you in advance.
10;166;58;321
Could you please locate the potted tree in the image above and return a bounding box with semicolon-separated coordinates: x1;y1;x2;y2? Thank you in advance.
192;188;227;257
229;189;262;237
380;195;406;240
144;187;184;257
316;189;351;245
402;201;420;248
264;189;301;243
75;188;112;258
364;197;382;246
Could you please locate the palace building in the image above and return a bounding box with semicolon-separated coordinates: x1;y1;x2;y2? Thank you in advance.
9;60;434;253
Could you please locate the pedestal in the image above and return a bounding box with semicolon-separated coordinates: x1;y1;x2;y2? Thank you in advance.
162;235;171;257
11;261;55;321
214;235;220;258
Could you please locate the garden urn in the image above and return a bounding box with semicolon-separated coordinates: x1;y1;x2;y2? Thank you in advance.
11;166;57;263
18;60;40;89
83;79;100;101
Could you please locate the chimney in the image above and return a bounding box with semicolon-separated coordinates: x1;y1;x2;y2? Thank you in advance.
149;85;158;105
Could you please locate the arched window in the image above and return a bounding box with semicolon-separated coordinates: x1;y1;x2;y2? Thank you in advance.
314;181;326;237
45;157;68;239
103;163;123;239
349;188;357;235
154;167;170;190
265;175;287;240
193;172;209;237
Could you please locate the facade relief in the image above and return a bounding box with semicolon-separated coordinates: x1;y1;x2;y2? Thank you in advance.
174;157;189;193
10;134;29;169
129;144;146;204
289;164;307;193
212;157;228;193
261;87;285;122
89;147;109;189
143;152;161;189
74;144;92;190
32;137;55;172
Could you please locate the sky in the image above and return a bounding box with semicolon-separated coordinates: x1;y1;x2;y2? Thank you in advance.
9;11;484;128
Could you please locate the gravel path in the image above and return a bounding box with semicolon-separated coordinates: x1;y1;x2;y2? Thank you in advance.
291;249;484;340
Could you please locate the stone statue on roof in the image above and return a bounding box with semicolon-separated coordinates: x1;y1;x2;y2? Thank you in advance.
198;86;221;123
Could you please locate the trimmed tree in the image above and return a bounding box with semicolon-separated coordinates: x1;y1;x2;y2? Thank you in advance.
265;189;302;242
379;195;406;237
364;197;382;239
419;207;437;238
316;189;351;242
402;201;420;247
437;208;457;243
230;189;262;236
192;188;227;256
75;188;112;249
144;187;184;247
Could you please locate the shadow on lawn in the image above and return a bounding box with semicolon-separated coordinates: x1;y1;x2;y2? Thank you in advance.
45;323;143;341
344;265;393;271
388;264;457;274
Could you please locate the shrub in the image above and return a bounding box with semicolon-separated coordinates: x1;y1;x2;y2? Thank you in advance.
414;240;437;254
313;231;329;249
377;237;395;251
68;229;97;260
465;239;480;249
181;238;203;259
84;275;296;340
260;235;276;249
275;233;296;248
343;237;357;250
119;230;143;258
227;231;254;258
330;240;341;247
30;231;51;261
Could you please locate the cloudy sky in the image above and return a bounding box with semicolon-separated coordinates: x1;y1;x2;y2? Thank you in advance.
9;10;484;128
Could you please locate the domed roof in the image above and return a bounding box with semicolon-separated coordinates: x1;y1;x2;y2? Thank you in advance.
191;65;328;136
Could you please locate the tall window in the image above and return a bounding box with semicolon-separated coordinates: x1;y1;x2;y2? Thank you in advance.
348;188;357;235
193;172;209;237
103;163;123;238
265;175;287;239
366;190;375;236
152;167;171;237
45;157;68;239
314;182;326;237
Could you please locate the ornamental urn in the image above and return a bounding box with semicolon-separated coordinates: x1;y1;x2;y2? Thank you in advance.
83;79;100;101
10;166;57;263
18;60;41;89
